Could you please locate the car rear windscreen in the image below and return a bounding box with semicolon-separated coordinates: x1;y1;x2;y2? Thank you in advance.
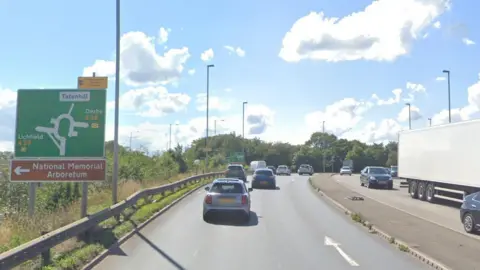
228;166;243;171
255;170;273;176
370;168;388;174
278;166;287;169
210;183;244;193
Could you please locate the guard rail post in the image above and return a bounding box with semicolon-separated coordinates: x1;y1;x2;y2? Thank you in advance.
40;231;51;267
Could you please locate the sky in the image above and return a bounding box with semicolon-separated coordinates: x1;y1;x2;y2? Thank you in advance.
0;0;479;153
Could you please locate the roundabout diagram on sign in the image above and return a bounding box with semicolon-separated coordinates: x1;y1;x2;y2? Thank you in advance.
35;103;89;156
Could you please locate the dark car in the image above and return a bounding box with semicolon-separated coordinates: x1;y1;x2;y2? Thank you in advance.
251;168;276;189
360;166;393;189
225;164;247;182
461;191;480;233
267;166;276;174
390;166;398;177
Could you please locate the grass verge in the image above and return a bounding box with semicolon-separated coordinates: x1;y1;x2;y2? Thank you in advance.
12;176;212;270
0;172;203;251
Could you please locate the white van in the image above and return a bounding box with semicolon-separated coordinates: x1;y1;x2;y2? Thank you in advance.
249;160;267;172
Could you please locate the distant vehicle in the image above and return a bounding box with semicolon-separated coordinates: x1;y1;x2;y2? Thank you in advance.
267;166;276;174
343;159;354;171
398;121;480;205
360;166;393;189
225;164;247;182
252;168;276;189
390;166;398;177
276;165;291;176
339;166;352;176
298;164;313;175
203;178;252;223
460;191;480;233
249;160;267;172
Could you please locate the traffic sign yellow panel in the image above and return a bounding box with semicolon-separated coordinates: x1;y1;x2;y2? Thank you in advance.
78;77;108;89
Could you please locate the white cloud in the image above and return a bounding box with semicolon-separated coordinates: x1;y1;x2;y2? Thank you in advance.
0;88;16;110
433;21;441;29
436;76;446;81
224;46;246;57
188;69;196;75
107;86;191;117
157;27;169;44
343;118;404;143
195;93;233;112
430;106;476;125
431;73;480;125
245;104;275;135
397;105;422;122
104;104;275;151
224;88;232;92
82;60;116;78
0;141;13;151
372;88;402;105
201;48;214;62
462;38;475;46
279;0;450;62
83;31;191;87
406;82;426;93
305;98;374;135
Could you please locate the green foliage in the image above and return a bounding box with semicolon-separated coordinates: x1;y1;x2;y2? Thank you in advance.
186;132;397;173
0;132;398;214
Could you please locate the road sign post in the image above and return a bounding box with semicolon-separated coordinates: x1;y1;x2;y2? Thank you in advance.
77;73;107;218
10;84;107;217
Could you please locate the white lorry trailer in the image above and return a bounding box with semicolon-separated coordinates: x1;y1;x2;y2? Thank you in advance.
398;119;480;204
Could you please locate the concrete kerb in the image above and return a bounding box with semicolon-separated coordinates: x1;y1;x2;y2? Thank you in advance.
307;175;451;270
82;177;212;270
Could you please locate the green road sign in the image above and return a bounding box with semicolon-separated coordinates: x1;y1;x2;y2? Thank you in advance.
227;152;244;163
14;89;106;158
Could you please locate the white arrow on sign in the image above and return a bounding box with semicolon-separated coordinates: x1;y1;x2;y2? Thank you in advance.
324;236;359;266
14;166;30;176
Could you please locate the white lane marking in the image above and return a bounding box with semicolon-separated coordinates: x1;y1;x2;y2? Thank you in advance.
193;250;199;257
324;236;359;267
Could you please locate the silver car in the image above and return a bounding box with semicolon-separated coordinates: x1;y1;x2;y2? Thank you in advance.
203;178;252;223
298;164;313;175
339;166;352;176
276;165;291;175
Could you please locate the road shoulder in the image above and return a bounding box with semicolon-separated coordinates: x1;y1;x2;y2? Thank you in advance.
310;174;480;270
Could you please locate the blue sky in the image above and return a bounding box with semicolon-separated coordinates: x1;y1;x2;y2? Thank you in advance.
0;0;479;152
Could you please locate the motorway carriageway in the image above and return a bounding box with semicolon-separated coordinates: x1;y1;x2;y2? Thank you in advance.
335;174;480;241
92;175;429;270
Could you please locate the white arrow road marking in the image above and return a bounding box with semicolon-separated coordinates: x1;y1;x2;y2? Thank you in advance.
324;236;359;266
14;166;30;176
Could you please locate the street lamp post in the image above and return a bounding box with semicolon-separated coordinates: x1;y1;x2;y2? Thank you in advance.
442;70;451;123
405;103;411;129
112;0;121;206
205;64;214;169
242;101;248;163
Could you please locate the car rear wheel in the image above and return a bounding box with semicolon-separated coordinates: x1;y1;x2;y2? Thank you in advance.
463;213;476;233
243;212;251;223
203;214;210;223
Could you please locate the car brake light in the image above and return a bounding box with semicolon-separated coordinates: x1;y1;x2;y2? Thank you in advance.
241;195;247;205
205;195;212;204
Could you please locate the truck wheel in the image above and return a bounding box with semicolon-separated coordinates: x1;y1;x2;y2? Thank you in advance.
425;183;436;203
409;181;418;199
417;181;426;201
463;213;476;233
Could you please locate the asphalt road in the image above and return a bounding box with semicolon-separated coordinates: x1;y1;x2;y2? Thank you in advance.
334;174;480;240
92;174;430;270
